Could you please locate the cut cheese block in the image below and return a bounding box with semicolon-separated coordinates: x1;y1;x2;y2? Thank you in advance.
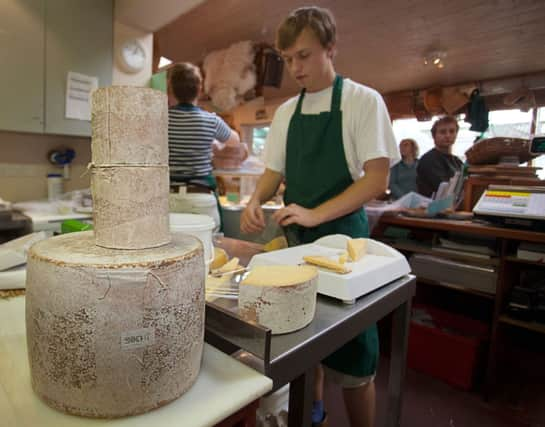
92;87;168;166
25;231;205;418
210;247;229;271
91;165;170;249
263;235;288;252
239;265;318;334
303;255;351;274
338;251;349;264
217;257;240;273
347;238;367;262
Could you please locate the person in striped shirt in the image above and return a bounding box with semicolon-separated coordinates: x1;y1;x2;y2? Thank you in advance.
167;62;240;186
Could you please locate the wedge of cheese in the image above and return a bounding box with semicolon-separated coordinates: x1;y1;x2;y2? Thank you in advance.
303;255;351;274
210;247;229;270
217;257;240;273
239;265;318;334
263;236;288;252
347;238;367;262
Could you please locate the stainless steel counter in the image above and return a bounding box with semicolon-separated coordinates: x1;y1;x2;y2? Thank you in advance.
206;270;416;427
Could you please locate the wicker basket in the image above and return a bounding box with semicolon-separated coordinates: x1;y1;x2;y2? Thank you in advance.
465;137;536;165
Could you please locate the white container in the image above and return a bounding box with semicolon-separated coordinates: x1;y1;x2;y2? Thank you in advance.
169;193;220;232
47;174;63;201
170;213;215;267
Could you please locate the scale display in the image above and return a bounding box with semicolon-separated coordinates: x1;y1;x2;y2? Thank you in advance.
474;188;545;220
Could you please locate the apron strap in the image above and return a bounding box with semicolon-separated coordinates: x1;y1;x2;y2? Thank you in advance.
330;75;343;112
295;88;306;114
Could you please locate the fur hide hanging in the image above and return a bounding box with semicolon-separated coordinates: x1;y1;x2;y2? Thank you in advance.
203;40;256;112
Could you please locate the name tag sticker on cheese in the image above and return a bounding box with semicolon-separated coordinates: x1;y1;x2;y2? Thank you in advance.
121;328;155;350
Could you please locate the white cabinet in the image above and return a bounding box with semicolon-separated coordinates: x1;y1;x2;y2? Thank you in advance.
0;0;113;136
0;0;45;133
45;0;113;136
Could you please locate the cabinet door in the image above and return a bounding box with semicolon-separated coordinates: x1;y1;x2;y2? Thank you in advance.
44;0;113;136
0;0;45;133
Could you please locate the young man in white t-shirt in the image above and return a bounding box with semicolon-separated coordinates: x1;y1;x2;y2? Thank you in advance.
241;7;399;427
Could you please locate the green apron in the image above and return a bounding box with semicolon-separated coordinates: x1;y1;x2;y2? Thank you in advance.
284;75;379;378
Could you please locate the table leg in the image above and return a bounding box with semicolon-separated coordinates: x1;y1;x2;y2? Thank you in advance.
384;300;411;427
288;367;315;427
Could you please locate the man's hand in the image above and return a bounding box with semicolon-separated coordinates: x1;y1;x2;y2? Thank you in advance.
272;203;322;228
241;199;266;233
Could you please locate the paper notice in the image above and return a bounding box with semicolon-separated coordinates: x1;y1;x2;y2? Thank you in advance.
65;71;98;121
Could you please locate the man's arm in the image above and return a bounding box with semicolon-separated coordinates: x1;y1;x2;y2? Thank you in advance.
240;169;284;233
273;157;390;227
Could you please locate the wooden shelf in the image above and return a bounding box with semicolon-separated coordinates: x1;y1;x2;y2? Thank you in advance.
498;315;545;334
417;277;496;300
504;256;545;267
388;240;500;267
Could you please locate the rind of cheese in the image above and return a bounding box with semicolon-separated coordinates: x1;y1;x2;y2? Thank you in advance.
210;247;229;270
239;265;318;334
91;86;168;166
241;265;317;287
263;236;288;252
217;257;240;273
338;251;348;264
347;238;367;262
25;231;205;418
303;255;351;274
91;165;170;250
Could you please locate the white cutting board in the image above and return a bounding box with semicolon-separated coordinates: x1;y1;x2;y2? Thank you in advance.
249;234;411;304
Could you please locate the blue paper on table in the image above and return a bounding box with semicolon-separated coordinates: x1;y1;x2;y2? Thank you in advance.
427;195;454;216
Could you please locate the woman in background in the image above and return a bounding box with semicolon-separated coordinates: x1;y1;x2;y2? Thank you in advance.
389;138;419;199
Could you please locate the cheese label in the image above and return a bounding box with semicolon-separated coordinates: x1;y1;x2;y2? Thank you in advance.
121;328;155;350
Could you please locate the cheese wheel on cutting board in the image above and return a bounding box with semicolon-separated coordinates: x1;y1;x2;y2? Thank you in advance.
238;265;318;334
25;231;205;418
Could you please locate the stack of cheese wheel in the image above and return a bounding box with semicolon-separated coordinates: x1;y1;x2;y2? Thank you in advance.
238;265;318;334
91;86;170;249
25;87;206;418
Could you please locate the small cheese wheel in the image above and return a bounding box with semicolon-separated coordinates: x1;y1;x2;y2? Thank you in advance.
347;238;367;262
239;265;318;334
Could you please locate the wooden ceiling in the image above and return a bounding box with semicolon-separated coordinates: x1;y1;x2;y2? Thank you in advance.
155;0;545;99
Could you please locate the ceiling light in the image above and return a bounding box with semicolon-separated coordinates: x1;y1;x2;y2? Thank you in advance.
424;50;447;69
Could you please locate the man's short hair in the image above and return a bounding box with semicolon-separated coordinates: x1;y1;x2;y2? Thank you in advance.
431;116;459;137
167;62;202;104
276;6;336;51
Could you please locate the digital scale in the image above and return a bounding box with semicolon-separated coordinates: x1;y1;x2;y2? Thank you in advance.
473;185;545;230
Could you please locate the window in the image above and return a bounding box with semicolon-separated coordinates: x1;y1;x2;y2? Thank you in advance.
240;124;270;159
392;110;534;163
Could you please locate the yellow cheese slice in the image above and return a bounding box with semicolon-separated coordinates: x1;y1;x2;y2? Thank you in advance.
210;247;229;270
241;265;317;287
303;255;351;274
338;251;348;264
263;235;288;252
217;257;240;273
347;238;367;262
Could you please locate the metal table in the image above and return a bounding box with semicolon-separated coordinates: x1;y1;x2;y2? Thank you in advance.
205;274;416;427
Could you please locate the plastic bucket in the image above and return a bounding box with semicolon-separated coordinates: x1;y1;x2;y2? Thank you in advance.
169;193;220;232
169;213;215;267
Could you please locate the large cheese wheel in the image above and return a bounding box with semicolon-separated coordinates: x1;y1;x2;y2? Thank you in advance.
25;231;205;418
91;86;168;166
91;165;170;249
238;265;318;334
